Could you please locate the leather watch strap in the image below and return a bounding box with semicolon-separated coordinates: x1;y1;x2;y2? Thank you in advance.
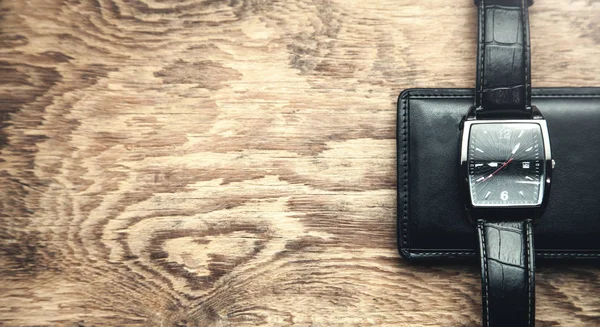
477;220;535;327
475;0;533;118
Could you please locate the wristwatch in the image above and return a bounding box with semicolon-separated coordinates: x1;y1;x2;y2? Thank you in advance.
459;1;554;326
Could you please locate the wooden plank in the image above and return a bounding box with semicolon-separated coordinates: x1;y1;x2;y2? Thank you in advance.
0;0;599;326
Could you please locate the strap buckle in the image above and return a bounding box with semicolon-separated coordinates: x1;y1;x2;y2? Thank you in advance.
474;0;534;6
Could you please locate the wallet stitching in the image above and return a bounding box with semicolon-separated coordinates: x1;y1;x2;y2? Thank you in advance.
406;252;475;256
521;95;600;98
401;95;409;248
401;90;600;259
407;251;600;257
538;252;600;257
408;94;600;98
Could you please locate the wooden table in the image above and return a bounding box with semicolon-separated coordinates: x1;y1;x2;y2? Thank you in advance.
1;0;599;326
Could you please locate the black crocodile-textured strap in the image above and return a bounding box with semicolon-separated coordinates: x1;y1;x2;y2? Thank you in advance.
478;220;535;327
475;0;533;118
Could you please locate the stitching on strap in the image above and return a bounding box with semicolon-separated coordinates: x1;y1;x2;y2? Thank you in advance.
529;220;535;326
478;0;485;108
478;221;490;327
522;0;530;109
526;220;533;327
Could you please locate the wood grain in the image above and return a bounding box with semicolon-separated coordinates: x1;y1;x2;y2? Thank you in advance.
0;0;599;326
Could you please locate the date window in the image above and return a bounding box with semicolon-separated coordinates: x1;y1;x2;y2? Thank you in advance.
522;162;531;169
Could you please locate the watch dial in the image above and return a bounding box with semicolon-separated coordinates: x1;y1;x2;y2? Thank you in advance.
468;123;546;206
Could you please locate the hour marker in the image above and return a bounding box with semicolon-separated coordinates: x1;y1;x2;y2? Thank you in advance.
525;176;534;180
476;148;484;153
525;146;533;152
485;191;491;199
475;163;483;167
511;143;521;155
518;130;524;138
476;176;485;182
519;191;525;197
516;181;540;185
487;162;499;168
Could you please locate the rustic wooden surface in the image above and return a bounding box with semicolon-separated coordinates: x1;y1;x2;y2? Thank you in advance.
1;0;599;326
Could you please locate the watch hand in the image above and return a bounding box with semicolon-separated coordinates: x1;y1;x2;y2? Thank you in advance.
480;158;514;182
511;142;521;155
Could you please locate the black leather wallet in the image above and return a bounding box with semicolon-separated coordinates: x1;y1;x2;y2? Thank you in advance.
397;87;600;261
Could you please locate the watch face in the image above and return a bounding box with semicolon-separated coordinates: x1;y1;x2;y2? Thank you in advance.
468;123;546;207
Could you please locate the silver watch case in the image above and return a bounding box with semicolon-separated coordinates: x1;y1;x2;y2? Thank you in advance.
459;107;553;222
